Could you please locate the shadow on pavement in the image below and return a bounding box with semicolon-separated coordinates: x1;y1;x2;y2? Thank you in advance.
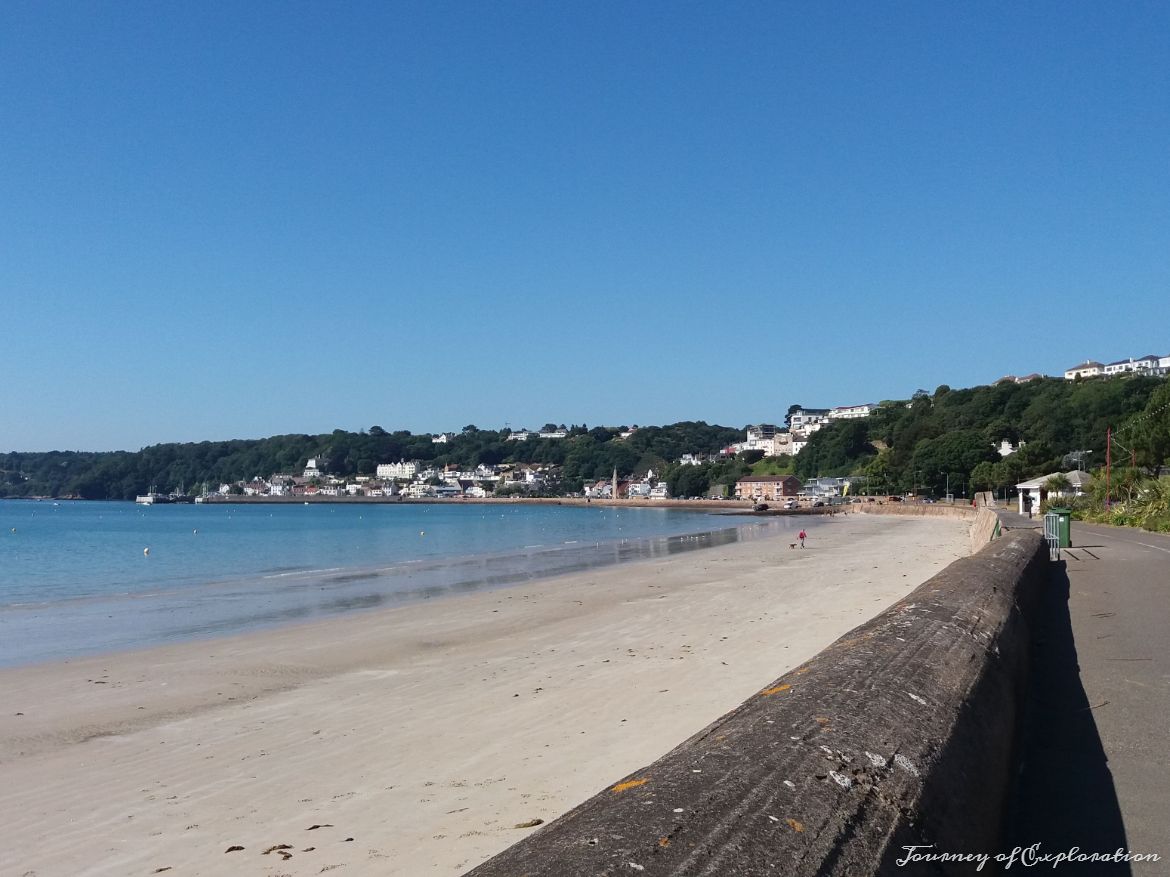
1005;562;1131;873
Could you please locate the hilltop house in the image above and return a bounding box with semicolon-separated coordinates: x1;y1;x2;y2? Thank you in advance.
828;404;876;420
1106;355;1166;376
1063;361;1104;380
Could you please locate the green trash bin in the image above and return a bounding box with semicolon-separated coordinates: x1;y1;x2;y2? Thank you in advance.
1048;507;1072;548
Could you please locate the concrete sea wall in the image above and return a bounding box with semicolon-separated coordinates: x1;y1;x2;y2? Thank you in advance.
467;528;1048;877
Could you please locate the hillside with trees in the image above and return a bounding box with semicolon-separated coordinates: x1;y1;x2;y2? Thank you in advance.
0;422;744;500
2;375;1166;502
795;376;1166;497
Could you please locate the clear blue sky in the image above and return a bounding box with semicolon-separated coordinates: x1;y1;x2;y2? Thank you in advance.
3;2;1168;452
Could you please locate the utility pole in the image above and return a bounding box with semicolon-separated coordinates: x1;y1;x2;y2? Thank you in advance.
1106;426;1111;508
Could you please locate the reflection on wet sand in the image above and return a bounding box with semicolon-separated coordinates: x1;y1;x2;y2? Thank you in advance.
0;520;792;665
151;524;777;642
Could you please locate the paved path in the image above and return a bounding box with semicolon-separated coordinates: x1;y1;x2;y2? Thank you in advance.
1007;520;1169;874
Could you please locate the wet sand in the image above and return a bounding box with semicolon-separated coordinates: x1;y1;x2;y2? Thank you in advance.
0;513;969;876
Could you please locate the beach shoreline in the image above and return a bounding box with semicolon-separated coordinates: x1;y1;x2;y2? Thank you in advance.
0;513;970;876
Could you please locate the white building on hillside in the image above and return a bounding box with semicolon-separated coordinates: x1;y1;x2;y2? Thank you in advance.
745;424;791;456
1102;356;1159;376
995;440;1026;457
789;408;830;434
376;460;419;480
1064;361;1104;380
828;404;875;420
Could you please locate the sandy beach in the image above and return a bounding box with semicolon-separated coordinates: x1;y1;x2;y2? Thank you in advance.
0;513;969;877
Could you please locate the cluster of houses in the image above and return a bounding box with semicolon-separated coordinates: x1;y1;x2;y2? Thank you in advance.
1062;354;1170;380
581;470;670;500
676;405;879;466
219;457;564;500
997;352;1170;384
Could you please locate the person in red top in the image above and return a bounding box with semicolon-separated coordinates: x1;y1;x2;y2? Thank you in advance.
798;529;807;548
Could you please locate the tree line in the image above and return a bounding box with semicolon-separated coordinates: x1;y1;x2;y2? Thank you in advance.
0;422;744;500
3;375;1166;501
794;375;1168;496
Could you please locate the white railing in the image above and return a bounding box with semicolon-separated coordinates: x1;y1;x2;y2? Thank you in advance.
1043;512;1061;560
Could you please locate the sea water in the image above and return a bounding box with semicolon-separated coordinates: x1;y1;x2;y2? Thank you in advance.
0;500;799;667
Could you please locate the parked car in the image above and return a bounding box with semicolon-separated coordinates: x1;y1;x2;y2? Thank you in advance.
783;499;799;510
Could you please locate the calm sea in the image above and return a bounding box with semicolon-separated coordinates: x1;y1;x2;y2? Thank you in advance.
0;500;798;667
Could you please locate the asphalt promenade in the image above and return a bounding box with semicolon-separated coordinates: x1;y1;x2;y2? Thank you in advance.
1003;514;1169;874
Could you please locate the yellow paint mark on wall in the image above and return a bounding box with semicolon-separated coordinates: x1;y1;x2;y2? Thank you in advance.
658;837;671;847
786;818;804;833
796;667;810;675
611;778;650;794
815;716;830;725
761;683;791;696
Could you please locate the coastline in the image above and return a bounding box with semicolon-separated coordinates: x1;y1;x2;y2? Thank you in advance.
0;513;970;876
179;494;756;510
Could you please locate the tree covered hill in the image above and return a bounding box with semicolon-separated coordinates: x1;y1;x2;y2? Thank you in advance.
795;375;1167;496
3;374;1166;500
0;422;744;500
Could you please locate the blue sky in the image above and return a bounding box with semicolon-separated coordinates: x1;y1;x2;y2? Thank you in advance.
2;2;1168;451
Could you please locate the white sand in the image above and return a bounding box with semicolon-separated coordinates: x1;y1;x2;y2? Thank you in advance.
0;513;969;877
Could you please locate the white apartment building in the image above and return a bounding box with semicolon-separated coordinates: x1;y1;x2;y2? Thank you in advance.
1102;356;1157;376
828;404;875;420
376;460;419;480
788;409;830;434
744;424;790;457
538;429;568;439
303;457;324;479
506;431;532;441
431;433;454;443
